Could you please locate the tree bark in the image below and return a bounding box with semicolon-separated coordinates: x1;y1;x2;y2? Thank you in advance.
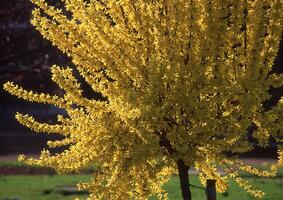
206;179;217;200
177;159;192;200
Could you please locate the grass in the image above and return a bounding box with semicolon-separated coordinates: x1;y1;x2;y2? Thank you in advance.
0;160;282;200
0;175;90;200
162;175;283;200
0;174;283;200
0;160;28;167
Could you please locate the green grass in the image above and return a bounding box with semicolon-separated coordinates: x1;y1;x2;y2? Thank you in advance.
0;175;283;200
0;160;28;167
0;160;282;199
0;175;90;200
161;175;283;200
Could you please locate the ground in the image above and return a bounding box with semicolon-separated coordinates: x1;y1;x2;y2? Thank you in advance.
0;154;282;200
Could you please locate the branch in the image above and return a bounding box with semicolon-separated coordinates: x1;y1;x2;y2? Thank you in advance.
159;130;175;156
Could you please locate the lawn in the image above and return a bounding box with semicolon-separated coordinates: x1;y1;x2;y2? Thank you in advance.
0;175;90;200
0;174;283;200
0;159;282;200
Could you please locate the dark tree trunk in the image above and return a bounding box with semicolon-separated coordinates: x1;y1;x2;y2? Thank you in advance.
206;179;217;200
177;159;192;200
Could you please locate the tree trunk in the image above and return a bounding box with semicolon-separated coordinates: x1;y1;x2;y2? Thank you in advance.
206;179;217;200
177;159;192;200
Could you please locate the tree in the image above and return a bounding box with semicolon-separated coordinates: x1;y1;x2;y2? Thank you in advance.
3;1;283;199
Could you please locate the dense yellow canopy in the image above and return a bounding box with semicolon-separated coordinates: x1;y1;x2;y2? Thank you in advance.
4;0;283;199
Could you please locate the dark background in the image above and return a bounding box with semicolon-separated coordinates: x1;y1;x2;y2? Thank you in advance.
0;0;282;157
0;0;71;154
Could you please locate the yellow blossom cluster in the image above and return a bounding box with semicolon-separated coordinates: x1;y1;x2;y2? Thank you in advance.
3;0;283;199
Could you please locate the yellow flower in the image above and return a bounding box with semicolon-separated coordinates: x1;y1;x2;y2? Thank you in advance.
3;0;283;199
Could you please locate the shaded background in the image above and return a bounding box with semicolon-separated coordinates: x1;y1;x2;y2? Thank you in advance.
0;0;282;157
0;0;70;154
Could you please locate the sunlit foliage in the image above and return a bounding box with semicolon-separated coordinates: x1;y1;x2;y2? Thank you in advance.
4;0;283;199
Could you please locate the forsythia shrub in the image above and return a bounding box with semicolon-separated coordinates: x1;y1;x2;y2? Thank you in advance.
3;0;283;199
